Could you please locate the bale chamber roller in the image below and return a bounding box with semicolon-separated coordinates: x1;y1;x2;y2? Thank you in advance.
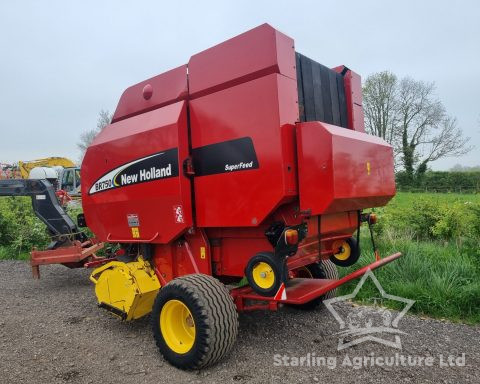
80;24;399;369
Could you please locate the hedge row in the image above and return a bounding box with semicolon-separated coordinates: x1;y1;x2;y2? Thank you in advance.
396;171;480;193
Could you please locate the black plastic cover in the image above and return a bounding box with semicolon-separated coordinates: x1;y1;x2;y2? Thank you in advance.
296;52;348;128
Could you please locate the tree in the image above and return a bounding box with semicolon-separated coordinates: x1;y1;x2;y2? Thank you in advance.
413;116;470;175
363;71;398;144
77;110;112;160
363;73;472;182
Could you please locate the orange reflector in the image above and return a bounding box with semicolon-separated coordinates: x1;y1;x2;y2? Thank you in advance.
369;213;378;225
285;229;299;245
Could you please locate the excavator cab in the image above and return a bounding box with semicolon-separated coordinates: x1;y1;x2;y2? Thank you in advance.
59;167;81;197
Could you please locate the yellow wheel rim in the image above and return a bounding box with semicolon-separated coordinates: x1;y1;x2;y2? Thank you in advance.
332;240;351;261
160;299;196;354
252;261;275;289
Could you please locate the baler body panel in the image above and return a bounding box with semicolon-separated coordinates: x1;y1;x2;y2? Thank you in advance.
188;23;296;99
82;101;193;244
342;69;365;133
296;121;395;215
111;65;188;124
187;24;299;227
190;73;299;227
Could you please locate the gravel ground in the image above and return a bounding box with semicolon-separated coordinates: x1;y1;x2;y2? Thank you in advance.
0;260;478;384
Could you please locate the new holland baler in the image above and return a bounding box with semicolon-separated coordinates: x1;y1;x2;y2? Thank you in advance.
79;24;400;369
3;24;399;369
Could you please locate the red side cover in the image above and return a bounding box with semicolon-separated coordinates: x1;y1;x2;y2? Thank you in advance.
190;74;298;227
188;23;299;227
188;23;296;99
82;101;192;244
296;121;395;215
111;65;188;123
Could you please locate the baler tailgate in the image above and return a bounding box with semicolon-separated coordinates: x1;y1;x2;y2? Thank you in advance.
296;121;396;215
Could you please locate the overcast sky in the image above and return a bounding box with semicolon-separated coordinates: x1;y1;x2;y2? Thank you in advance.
0;0;478;169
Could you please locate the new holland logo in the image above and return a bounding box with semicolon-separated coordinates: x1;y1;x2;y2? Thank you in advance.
89;149;179;195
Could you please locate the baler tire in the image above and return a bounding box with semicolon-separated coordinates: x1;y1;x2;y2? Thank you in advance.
288;260;338;310
321;260;339;300
151;274;238;370
245;251;286;297
330;237;360;267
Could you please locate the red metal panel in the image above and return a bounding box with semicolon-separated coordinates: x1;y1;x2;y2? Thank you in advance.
344;69;365;133
216;237;271;277
296;121;395;215
205;226;272;277
152;230;211;284
152;244;175;283
188;23;296;99
82;101;192;244
111;65;188;123
332;66;365;133
190;73;298;227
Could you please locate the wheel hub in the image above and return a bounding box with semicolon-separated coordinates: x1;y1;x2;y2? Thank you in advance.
252;261;275;289
160;299;196;354
332;240;351;261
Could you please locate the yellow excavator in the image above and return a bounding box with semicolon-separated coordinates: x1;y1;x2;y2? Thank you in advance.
17;157;75;179
1;157;81;197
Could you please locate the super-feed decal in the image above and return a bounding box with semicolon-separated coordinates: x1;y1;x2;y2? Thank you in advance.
192;137;259;177
89;148;179;195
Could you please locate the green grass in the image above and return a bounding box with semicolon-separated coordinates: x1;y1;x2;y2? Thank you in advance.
0;246;29;260
389;191;480;209
337;191;480;324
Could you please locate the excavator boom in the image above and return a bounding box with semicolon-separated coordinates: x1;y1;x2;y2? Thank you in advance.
17;157;75;179
0;178;102;278
0;179;86;247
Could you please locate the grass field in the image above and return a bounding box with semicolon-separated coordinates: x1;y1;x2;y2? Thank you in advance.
338;192;480;324
386;191;480;208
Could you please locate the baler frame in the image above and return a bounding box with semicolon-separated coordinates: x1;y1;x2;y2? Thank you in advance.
231;251;402;312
